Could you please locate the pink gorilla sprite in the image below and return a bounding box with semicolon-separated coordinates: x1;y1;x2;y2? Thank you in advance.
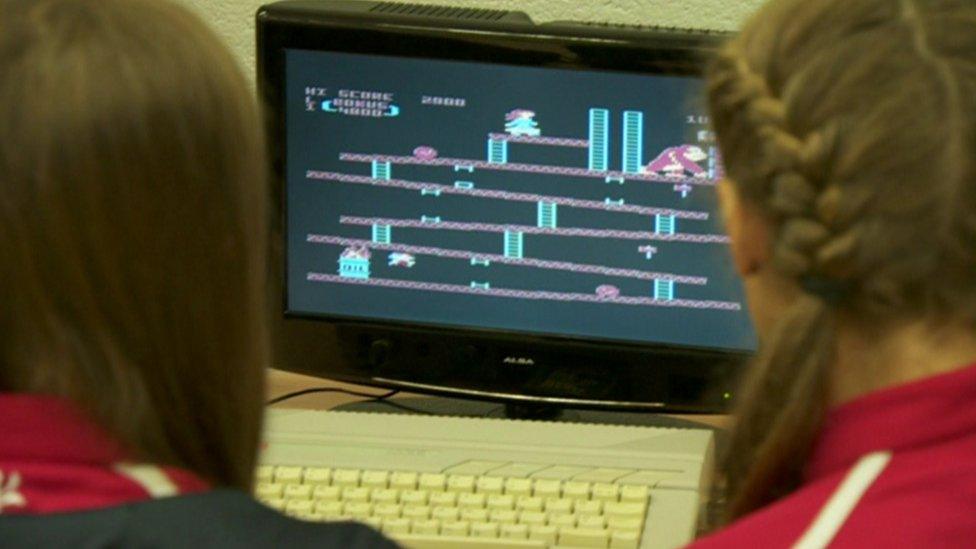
595;285;621;299
413;146;439;161
645;145;709;178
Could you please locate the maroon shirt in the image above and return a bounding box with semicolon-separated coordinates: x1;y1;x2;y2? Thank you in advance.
689;363;976;548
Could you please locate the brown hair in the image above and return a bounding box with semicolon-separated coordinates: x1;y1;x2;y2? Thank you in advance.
706;0;976;521
0;0;269;490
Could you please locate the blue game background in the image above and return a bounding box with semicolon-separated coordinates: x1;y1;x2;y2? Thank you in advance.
286;49;757;352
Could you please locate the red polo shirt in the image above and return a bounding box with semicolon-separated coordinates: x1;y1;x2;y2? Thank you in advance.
689;363;976;548
0;395;209;514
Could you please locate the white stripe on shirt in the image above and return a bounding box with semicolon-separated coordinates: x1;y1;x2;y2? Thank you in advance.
791;450;892;549
113;463;179;498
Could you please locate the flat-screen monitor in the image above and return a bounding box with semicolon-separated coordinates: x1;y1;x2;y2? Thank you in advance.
258;0;756;413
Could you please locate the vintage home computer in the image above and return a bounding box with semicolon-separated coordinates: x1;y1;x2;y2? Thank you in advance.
255;2;755;547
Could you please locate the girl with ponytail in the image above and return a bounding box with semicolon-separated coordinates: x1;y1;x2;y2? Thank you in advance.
689;0;976;546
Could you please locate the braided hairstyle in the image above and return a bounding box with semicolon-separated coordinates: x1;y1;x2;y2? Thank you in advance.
706;0;976;522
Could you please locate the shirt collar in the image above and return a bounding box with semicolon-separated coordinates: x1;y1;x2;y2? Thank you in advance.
0;393;210;514
806;362;976;481
0;394;131;465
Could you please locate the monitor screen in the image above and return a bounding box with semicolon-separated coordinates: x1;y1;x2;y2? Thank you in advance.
285;49;757;353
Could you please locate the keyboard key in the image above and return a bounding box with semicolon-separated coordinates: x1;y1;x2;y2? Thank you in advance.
444;460;508;476
532;479;561;498
607;517;644;531
577;515;607;529
559;527;610;547
485;494;514;510
529;524;558;544
428;491;457;507
545;497;574;514
374;503;403;518
440;520;470;536
344;502;373;518
315;501;343;515
563;481;592;499
504;478;533;496
548;513;576;528
361;470;389;489
470;521;499;538
419;473;447;492
313;485;341;501
342;487;371;503
515;496;544;512
431;506;460;521
576;500;603;516
489;509;518;525
592;483;620;502
610;529;641;549
402;505;432;520
285;499;314;514
401;490;430;506
620;484;650;503
333;469;361;487
458;492;487;509
303;467;331;486
390;471;419;490
500;522;529;539
447;475;476;493
475;476;504;495
573;468;635;484
460;508;489;522
283;484;312;500
604;501;646;520
371;488;399;504
382;517;412;535
273;466;303;484
255;482;283;499
518;511;547;526
411;518;441;535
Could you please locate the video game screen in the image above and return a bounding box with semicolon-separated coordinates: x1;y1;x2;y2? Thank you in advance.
285;49;757;352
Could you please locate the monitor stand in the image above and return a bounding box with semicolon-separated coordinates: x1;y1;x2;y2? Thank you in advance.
333;395;722;432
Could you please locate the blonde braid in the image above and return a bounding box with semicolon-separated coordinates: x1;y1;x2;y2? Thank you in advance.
708;0;976;525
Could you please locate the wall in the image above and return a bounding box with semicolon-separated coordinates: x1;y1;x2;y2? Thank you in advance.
176;0;765;78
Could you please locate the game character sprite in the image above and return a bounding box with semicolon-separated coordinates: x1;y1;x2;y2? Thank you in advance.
644;145;709;178
505;109;541;137
387;252;416;268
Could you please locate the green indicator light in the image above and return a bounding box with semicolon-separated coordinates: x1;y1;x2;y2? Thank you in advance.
723;392;732;400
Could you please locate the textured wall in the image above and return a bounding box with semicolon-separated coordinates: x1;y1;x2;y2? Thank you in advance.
176;0;764;79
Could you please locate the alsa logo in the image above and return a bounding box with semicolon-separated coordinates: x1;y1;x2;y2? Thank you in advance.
502;357;536;366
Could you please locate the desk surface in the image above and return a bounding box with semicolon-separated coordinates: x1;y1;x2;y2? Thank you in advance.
266;368;730;430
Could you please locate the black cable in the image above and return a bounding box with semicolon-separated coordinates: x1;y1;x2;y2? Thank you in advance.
266;387;399;406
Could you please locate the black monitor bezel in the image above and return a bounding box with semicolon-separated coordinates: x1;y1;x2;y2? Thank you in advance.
257;1;750;413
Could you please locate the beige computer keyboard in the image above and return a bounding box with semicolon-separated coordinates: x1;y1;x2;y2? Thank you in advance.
256;462;652;548
257;409;715;549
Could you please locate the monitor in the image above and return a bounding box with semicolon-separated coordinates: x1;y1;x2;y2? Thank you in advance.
258;0;756;413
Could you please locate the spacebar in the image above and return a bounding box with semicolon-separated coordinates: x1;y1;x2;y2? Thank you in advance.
391;535;546;549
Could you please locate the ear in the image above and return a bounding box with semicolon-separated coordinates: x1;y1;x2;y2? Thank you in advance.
717;179;771;277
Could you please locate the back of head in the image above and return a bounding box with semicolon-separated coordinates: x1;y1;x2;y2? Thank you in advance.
0;0;269;490
706;0;976;520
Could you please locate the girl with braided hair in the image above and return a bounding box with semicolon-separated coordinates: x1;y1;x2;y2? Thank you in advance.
689;0;976;547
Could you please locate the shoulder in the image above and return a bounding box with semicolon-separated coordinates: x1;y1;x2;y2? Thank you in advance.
0;490;398;549
690;441;976;548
